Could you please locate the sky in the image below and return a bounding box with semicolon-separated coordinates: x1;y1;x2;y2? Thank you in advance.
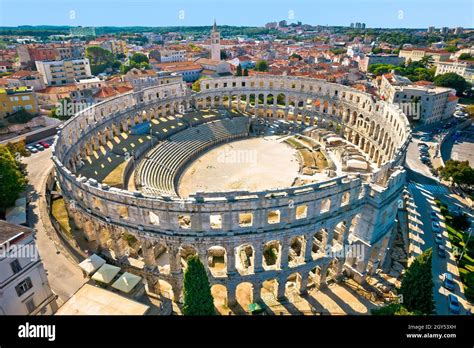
0;0;473;29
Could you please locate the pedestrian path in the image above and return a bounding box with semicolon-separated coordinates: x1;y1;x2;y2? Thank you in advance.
407;182;449;195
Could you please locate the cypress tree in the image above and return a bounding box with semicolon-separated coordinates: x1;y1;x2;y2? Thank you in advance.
182;256;215;315
236;64;242;76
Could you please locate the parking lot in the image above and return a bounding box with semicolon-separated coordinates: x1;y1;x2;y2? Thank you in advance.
25;137;54;155
449;127;474;164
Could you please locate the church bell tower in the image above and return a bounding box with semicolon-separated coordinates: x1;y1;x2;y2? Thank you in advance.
210;20;221;61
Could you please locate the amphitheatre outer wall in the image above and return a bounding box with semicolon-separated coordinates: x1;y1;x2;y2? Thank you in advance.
51;75;411;304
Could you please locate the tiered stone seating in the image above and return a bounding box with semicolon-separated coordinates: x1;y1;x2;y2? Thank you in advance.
137;117;249;196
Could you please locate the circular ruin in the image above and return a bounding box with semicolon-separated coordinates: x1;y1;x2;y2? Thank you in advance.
51;75;411;305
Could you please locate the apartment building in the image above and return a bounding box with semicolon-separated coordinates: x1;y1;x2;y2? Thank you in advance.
0;86;38;119
0;221;58;315
17;44;84;68
35;58;92;86
154;61;203;82
398;48;451;62
151;49;187;63
435;60;474;84
379;73;457;124
6;71;45;91
123;68;182;91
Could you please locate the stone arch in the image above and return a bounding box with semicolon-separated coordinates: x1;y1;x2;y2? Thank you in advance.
263;240;281;270
312;228;326;258
210;284;227;310
236;282;254;308
235;244;254;274
207;245;227;277
179;244;198;270
288;235;305;267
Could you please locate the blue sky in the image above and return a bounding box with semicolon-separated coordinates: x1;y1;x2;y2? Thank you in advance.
0;0;472;28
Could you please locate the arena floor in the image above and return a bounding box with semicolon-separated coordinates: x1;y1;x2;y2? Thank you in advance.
178;136;300;197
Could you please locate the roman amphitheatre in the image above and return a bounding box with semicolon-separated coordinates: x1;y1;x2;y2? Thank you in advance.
50;75;411;313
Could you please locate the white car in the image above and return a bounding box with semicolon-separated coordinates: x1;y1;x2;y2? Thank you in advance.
26;145;38;154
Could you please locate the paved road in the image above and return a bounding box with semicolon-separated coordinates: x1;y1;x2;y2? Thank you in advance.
405;131;472;315
22;144;86;305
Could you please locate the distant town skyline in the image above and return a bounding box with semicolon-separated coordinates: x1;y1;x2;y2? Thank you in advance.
0;0;473;29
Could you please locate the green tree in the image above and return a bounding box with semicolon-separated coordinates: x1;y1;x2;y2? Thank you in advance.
255;59;269;72
371;303;418;315
434;73;470;96
129;53;149;64
439;159;474;190
85;46;114;75
289;53;303;60
120;53;150;73
445;46;458;53
220;50;228;60
243;68;249;76
182;256;215;315
191;77;209;92
419;55;434;67
236;64;242;76
0;146;27;210
399;249;435;314
459;53;472;60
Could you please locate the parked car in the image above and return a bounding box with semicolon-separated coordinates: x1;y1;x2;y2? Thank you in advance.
420;136;432;141
443;273;455;291
26;145;38;154
418;142;428;148
434;233;443;244
35;144;44;151
448;294;460;314
437;244;447;258
39;141;50;148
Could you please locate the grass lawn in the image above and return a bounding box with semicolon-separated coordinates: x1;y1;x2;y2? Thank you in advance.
51;198;73;239
284;137;303;149
102;160;129;188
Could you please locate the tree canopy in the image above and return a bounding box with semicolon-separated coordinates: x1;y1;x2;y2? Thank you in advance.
120;53;150;74
236;64;242;76
434;73;470;96
439;159;474;190
398;248;435;315
289;53;303;60
182;256;215;315
85;46;115;75
0;146;27;210
368;60;435;81
255;60;269;72
371;303;418;315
